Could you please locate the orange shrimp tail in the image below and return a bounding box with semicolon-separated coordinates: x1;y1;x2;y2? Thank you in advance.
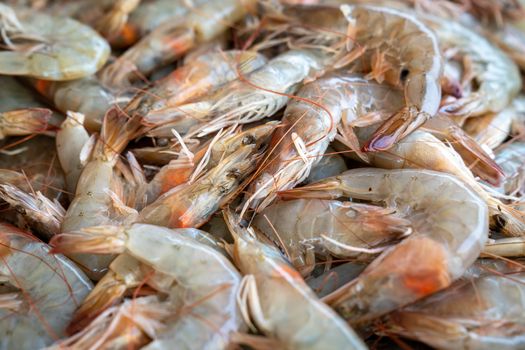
1;108;51;137
67;272;127;335
50;227;126;254
363;106;430;151
96;108;144;161
326;236;451;324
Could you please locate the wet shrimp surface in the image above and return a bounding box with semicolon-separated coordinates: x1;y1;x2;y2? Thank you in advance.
1;1;525;349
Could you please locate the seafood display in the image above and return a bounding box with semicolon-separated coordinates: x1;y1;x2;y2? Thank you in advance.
2;1;525;349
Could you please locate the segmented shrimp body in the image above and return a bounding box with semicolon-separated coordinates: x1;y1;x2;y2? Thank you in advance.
252;199;411;275
0;222;92;350
281;168;488;324
225;210;367;350
0;4;110;80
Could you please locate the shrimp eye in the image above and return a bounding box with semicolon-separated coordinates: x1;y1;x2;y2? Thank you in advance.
400;68;409;81
242;135;256;145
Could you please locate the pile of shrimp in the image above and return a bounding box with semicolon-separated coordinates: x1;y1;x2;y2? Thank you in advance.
2;0;525;349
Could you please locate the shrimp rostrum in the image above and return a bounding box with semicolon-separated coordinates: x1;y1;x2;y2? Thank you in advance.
280;168;488;324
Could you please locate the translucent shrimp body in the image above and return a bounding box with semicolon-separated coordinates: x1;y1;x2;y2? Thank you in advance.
225;210;367;350
0;4;110;80
0;222;92;350
282;168;488;324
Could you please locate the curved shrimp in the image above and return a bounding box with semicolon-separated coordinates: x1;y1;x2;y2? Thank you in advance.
252;199;412;275
382;259;525;350
100;0;257;87
144;49;327;138
341;4;442;151
31;76;123;132
280;168;488;324
0;3;110;80
60;110;143;280
0;222;92;350
224;209;367;350
66;228;223;334
0;108;50;140
243;73;357;211
56;112;90;200
126;49;267;121
51;223;245;349
424;15;521;118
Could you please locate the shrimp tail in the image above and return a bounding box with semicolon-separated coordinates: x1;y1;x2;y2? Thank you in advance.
50;226;126;254
0;108;50;138
363;106;430;151
94;108;144;161
67;271;127;335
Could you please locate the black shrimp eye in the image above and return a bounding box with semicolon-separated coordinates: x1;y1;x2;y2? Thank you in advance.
400;68;410;81
242;135;256;145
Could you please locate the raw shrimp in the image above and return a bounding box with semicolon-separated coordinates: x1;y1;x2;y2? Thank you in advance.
0;222;92;350
66;229;225;334
126;49;267;121
483;237;525;257
382;259;525;350
341;4;442;151
32;77;122;132
252;199;412;275
243;73;355;211
138;129;269;228
224;209;367;350
0;108;50;140
0;3;110;80
146;123;276;203
280;168;488;324
0;184;64;239
60;110;143;280
51;223;245;349
424;15;521;118
100;0;257;86
155;49;326;138
56;112;90;200
94;0;141;40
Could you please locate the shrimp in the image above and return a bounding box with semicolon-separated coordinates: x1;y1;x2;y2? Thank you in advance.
224;209;367;350
138;129;269;228
252;199;412;275
0;184;64;240
51;223;245;349
153;49;327;138
0;108;50;140
146;122;276;203
67;227;225;335
126;49;267;121
31;76;122;132
483;237;525;257
424;15;521;118
280;168;488;324
341;4;442;151
382;259;525;350
0;3;110;80
0;222;92;350
56;112;90;200
93;0;141;41
100;0;257;87
243;73;356;211
60;110;143;280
